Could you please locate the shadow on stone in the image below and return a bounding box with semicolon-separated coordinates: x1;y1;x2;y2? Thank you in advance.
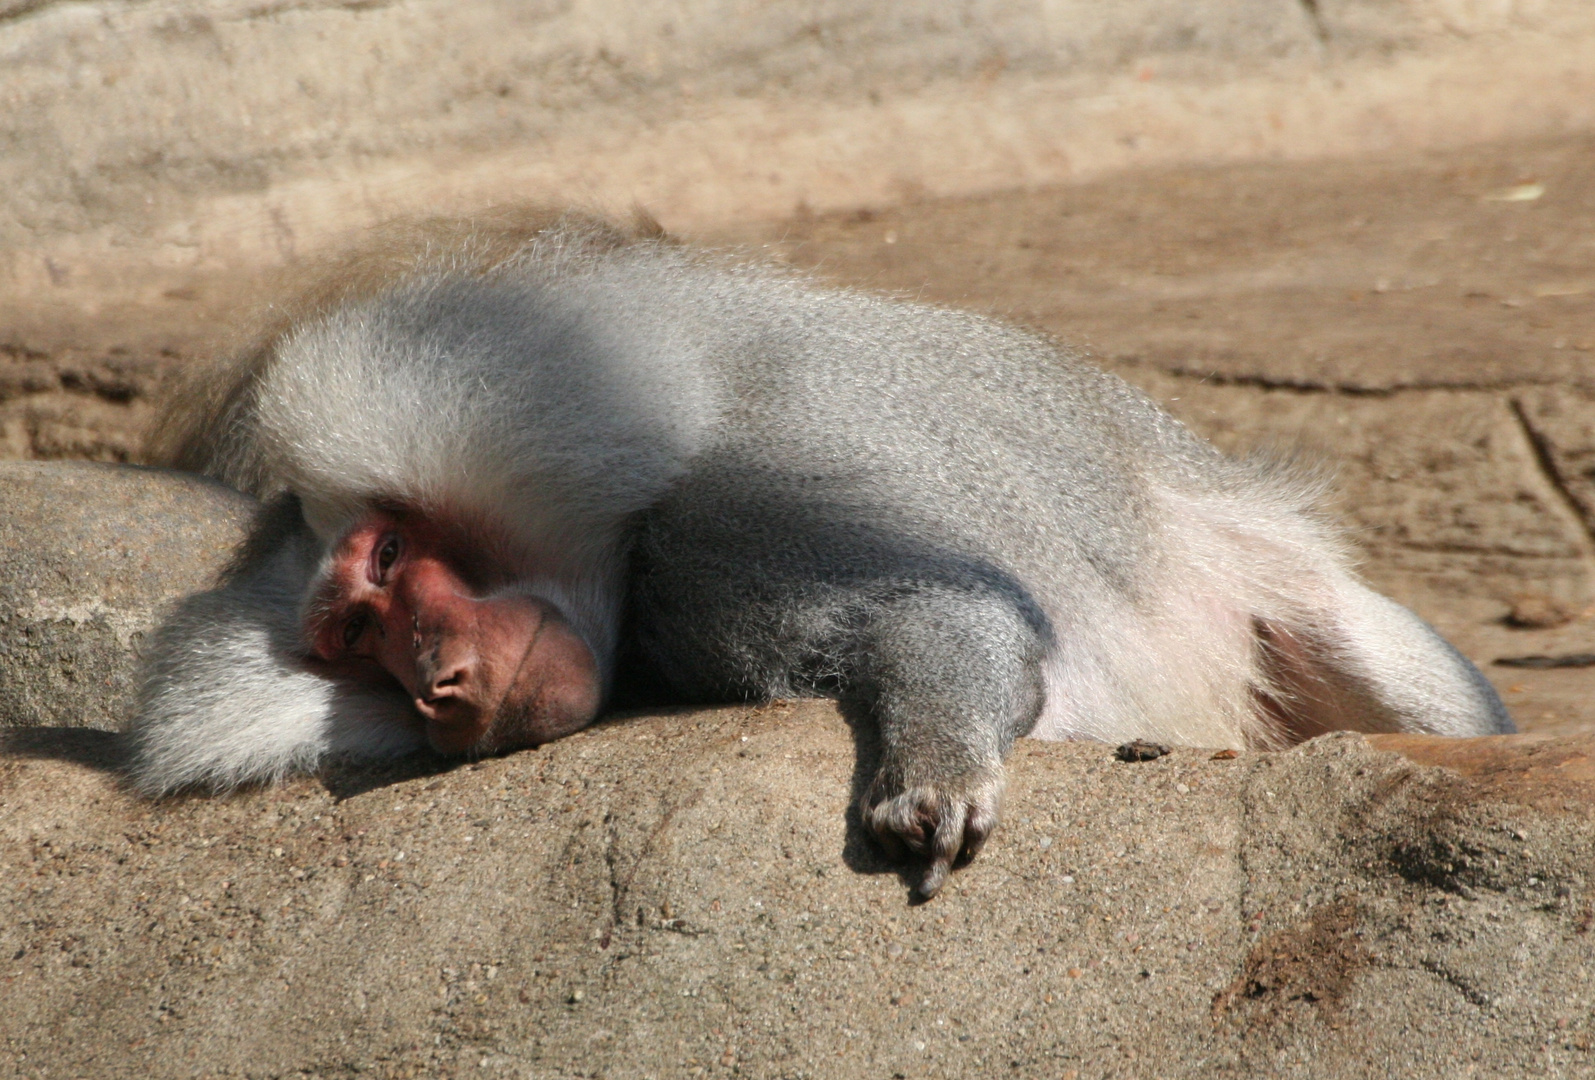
0;726;127;774
835;697;935;901
315;708;677;801
315;750;465;800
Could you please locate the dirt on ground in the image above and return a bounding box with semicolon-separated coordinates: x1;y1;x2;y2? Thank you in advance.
7;131;1594;742
3;703;1593;1080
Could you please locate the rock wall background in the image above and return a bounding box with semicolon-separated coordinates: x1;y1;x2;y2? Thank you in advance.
7;0;1592;278
4;0;1594;372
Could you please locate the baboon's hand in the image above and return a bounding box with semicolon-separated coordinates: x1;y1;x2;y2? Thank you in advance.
862;767;1005;899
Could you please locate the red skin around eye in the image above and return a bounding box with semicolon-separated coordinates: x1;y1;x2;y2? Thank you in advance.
307;509;601;755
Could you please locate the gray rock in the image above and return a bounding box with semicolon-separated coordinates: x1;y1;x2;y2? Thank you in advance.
0;461;255;729
1;702;1590;1078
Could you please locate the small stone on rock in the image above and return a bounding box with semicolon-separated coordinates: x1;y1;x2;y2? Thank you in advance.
1116;740;1171;762
1505;594;1580;629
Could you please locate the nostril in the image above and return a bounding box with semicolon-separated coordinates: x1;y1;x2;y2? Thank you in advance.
425;663;471;698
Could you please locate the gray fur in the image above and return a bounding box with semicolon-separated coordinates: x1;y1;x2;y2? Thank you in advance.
128;217;1511;889
128;500;422;795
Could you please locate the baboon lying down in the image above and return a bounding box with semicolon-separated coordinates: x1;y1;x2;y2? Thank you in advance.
129;211;1511;896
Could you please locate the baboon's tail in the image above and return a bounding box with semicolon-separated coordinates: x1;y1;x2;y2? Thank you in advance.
1254;577;1513;741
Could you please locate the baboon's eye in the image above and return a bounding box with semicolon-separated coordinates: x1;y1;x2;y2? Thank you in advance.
374;534;401;582
342;610;371;651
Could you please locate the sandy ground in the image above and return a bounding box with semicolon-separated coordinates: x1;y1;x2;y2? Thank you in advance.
3;703;1592;1079
6;131;1593;740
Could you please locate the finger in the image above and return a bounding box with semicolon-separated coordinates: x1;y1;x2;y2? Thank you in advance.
865;807;908;861
874;796;936;854
957;800;999;866
866;796;925;860
916;800;968;899
917;857;951;899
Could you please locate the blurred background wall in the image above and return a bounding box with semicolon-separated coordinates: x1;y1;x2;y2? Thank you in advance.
4;0;1592;293
1;0;1592;465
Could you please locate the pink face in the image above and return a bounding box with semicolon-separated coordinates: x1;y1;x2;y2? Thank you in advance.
305;508;602;756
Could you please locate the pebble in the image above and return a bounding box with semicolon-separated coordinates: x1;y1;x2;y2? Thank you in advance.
1116;740;1171;762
